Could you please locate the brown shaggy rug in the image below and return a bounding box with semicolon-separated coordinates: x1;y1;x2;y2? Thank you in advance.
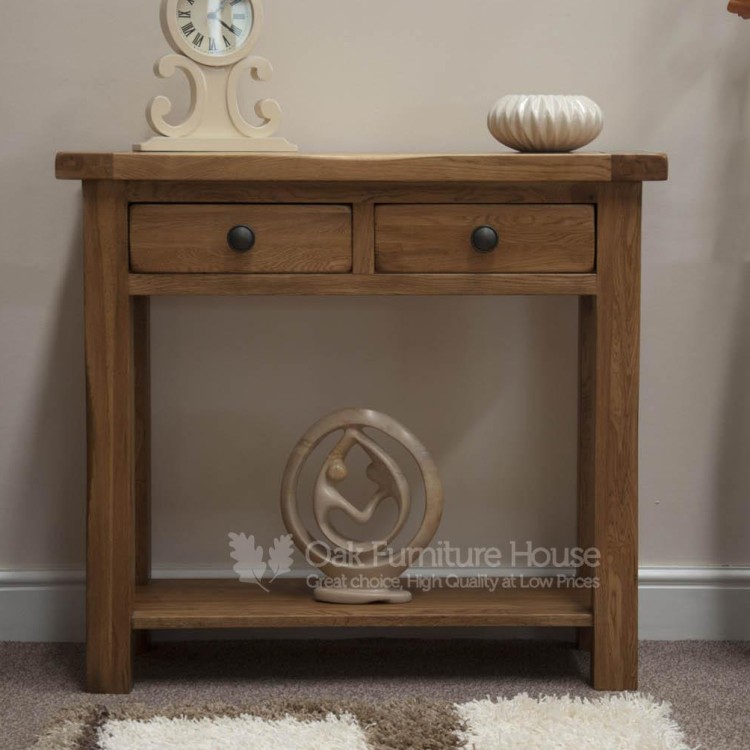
29;695;692;750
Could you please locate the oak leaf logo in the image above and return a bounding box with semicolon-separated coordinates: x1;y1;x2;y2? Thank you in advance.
268;534;295;581
229;532;294;592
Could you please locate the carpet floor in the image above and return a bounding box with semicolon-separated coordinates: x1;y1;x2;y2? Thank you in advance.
1;639;748;750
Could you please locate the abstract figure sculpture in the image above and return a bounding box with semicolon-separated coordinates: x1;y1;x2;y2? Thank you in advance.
281;409;443;604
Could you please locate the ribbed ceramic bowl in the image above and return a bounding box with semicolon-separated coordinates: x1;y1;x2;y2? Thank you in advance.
488;94;603;153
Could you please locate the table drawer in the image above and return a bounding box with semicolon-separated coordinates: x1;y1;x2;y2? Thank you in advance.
130;204;352;273
375;204;595;273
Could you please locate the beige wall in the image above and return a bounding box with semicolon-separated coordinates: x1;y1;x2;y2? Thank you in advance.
1;0;749;572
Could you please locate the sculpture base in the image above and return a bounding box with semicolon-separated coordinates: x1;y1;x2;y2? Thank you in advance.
133;137;298;153
314;586;412;605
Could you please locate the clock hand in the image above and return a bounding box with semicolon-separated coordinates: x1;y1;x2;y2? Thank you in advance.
207;0;224;20
208;1;234;26
209;0;230;16
220;19;237;34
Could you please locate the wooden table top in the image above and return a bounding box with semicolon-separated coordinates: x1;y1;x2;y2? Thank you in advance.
56;152;668;183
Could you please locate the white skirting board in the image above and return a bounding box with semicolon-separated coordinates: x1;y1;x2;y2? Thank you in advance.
0;567;748;642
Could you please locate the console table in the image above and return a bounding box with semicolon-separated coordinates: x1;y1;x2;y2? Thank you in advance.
56;151;667;694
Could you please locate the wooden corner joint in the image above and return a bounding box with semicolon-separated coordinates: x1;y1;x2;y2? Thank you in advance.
728;0;750;19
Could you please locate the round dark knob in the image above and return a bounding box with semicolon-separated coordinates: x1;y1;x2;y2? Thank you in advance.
471;226;499;253
227;225;256;252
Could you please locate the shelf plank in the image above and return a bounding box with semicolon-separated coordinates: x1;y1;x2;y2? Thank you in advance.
132;579;593;629
128;273;598;297
56;152;668;183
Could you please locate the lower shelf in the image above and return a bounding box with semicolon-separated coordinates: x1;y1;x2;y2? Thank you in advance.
132;579;593;629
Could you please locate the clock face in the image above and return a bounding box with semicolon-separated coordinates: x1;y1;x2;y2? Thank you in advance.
176;0;253;56
164;0;257;66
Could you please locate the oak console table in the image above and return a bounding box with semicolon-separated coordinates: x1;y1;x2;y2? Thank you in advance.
56;151;667;694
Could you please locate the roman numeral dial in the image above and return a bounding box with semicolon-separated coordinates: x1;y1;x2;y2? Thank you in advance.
173;0;255;62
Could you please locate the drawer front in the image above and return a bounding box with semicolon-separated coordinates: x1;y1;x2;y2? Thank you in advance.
130;204;352;273
375;204;595;273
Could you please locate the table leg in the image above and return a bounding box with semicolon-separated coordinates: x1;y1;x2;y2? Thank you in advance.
133;296;151;656
589;184;641;690
83;180;135;693
577;296;596;653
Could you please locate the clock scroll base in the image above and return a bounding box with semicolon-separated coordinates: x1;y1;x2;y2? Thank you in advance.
314;586;413;605
134;137;298;153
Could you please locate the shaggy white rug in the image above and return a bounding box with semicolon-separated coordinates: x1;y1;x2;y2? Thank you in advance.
30;693;693;750
99;712;369;750
455;694;693;750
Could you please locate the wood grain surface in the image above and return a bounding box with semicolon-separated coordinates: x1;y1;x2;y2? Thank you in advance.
128;272;598;296
576;295;596;653
132;297;151;656
133;579;593;629
130;204;352;274
352;201;375;274
590;184;642;690
62;154;663;694
375;204;595;273
56;152;668;183
83;181;135;694
125;181;600;205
